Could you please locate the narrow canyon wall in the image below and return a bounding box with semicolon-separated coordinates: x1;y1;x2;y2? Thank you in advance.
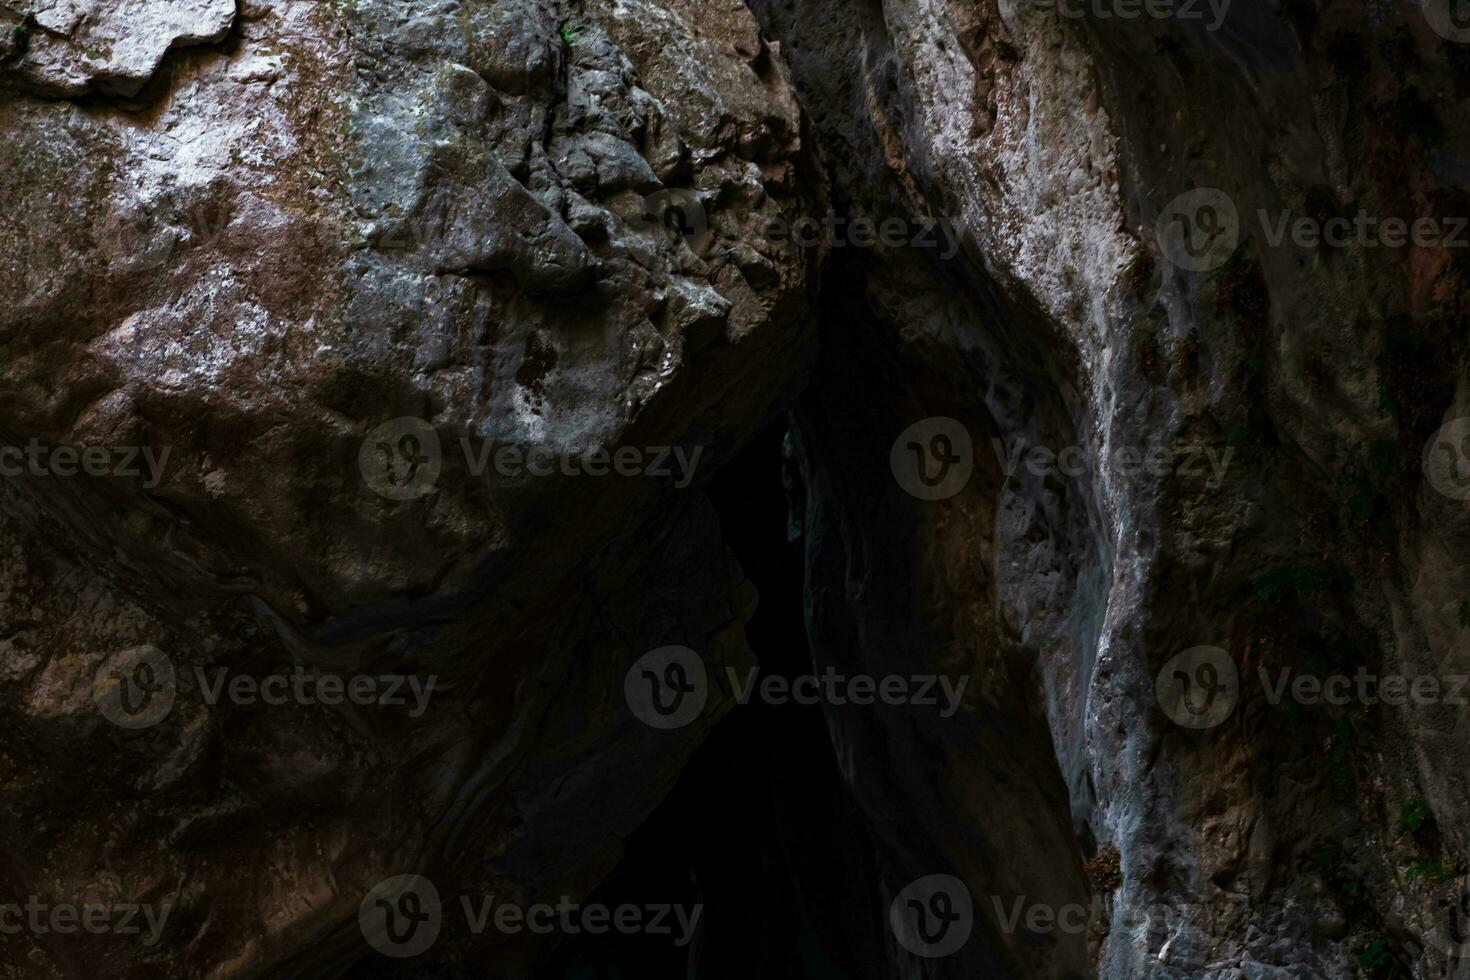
753;0;1470;975
3;0;1470;977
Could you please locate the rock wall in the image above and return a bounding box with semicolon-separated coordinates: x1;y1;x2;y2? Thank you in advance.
3;0;1470;977
753;0;1470;976
1;0;818;975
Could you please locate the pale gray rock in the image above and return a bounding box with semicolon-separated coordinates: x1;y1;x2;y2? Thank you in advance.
9;0;236;96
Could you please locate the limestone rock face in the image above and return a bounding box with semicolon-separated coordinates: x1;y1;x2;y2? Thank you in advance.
0;0;815;975
4;0;1470;977
8;0;237;97
752;0;1470;976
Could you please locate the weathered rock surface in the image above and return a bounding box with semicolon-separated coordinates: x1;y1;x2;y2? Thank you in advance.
1;0;816;975
6;0;237;97
5;0;1470;977
753;0;1470;976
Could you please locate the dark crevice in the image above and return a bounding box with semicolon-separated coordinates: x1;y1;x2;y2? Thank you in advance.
533;421;887;980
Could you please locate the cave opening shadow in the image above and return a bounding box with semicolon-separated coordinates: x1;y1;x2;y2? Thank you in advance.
537;421;887;980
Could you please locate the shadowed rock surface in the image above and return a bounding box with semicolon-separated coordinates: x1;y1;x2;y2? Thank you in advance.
2;0;816;975
3;0;1470;977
